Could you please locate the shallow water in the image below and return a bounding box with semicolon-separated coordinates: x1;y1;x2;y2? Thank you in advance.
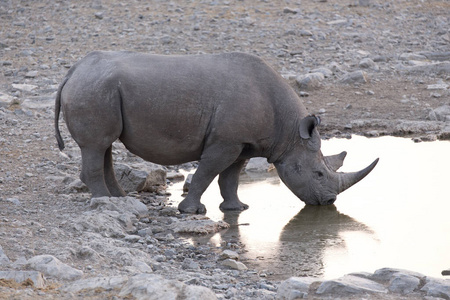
169;136;450;280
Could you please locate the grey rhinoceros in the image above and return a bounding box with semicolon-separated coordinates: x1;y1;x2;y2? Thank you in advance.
55;51;378;214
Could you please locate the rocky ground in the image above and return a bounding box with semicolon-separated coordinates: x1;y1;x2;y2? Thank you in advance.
0;0;449;299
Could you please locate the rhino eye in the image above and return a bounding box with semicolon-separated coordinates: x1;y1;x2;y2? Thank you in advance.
314;171;324;179
293;163;302;173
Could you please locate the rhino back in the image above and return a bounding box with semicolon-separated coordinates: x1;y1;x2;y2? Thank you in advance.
63;51;306;165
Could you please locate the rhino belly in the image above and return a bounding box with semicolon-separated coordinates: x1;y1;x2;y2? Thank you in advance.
119;115;208;166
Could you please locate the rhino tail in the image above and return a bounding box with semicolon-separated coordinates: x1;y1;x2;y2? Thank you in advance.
55;77;69;151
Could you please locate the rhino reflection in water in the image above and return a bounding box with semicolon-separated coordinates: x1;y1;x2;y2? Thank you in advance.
55;51;378;213
277;205;373;278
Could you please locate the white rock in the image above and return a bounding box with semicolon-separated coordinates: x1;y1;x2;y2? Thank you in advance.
388;273;420;294
118;273;217;300
0;245;10;266
401;62;450;75
12;84;38;92
222;259;248;271
359;58;379;71
421;277;450;299
62;275;128;293
170;215;229;234
427;83;449;90
316;275;387;295
0;270;46;288
245;157;275;173
327;19;347;26
429;105;450;122
277;277;320;299
372;267;425;282
295;72;325;90
25;70;38;78
399;53;428;61
26;255;83;281
339;70;368;84
310;67;333;78
219;250;239;260
90;196;148;218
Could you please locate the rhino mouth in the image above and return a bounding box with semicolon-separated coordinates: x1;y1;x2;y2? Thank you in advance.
302;194;336;206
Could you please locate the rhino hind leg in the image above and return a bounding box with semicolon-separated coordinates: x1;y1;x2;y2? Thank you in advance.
104;145;126;197
218;159;249;211
80;147;113;198
178;144;244;214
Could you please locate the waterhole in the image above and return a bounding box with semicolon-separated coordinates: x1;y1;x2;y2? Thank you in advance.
169;136;450;280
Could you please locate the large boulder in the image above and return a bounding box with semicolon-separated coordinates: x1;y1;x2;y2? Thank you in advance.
115;163;166;193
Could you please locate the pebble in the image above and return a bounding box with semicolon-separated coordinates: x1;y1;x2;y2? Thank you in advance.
283;7;300;14
295;72;325;90
222;259;248;271
25;71;38;78
339;70;368;84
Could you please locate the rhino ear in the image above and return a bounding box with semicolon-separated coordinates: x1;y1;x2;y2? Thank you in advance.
299;115;320;140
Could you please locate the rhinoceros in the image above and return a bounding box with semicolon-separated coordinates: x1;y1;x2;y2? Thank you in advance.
55;51;378;214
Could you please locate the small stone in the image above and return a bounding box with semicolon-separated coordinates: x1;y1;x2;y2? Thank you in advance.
327;19;347;26
222;259;248;270
339;71;368;84
5;197;20;205
183;174;193;193
0;271;46;288
295;72;325;90
25;71;38;78
359;58;379;70
429;105;450;121
277;277;319;299
283;7;299;14
0;245;10;266
427;83;449;90
310;67;333;78
244;157;274;173
62;276;128;293
11;84;38;92
299;30;313;36
182;258;200;270
219;250;239;260
94;12;104;19
124;235;141;243
154;255;166;262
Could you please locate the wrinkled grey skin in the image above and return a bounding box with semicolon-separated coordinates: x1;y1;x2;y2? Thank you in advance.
55;51;378;214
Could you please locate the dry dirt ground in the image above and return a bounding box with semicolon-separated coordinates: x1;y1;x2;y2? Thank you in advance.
0;0;449;299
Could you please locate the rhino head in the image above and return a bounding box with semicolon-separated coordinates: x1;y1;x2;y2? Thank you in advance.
274;115;379;205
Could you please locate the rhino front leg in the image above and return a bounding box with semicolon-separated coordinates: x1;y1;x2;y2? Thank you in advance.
80;147;111;198
178;144;243;214
218;159;249;211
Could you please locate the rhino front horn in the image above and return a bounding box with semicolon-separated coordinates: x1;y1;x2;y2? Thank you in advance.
338;158;379;194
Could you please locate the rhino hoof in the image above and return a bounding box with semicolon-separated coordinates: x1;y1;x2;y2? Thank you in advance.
219;201;249;212
178;201;206;214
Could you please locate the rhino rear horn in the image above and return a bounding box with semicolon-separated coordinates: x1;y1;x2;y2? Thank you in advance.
337;158;379;194
324;151;347;172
